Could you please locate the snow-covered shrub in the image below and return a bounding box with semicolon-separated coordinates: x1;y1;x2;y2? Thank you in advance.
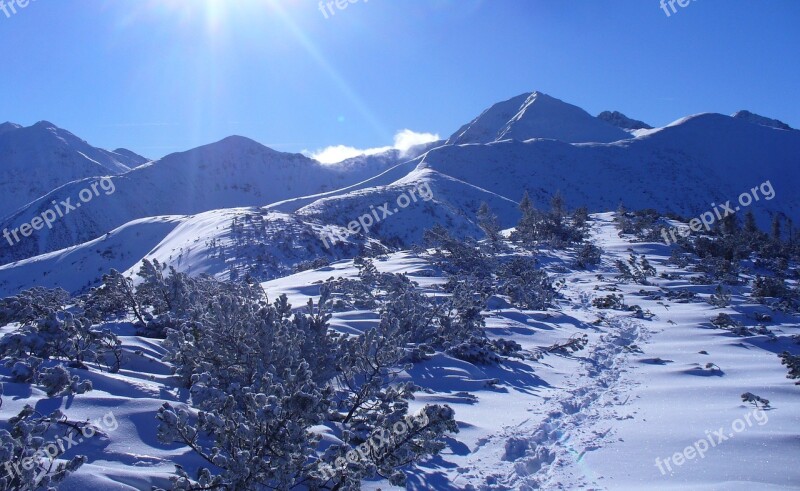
615;254;656;285
82;269;145;324
477;201;502;245
708;284;732;308
0;403;88;491
497;257;556;310
710;313;739;329
158;274;457;489
574;243;602;269
752;275;794;300
0;311;121;372
779;352;800;384
592;294;626;310
320;405;459;489
333;316;415;429
693;256;742;285
0;287;69;327
157;362;331;490
36;365;93;397
664;289;698;303
423;225;495;278
741;392;770;408
547;334;589;354
513;191;588;249
294;257;331;272
446;337;523;365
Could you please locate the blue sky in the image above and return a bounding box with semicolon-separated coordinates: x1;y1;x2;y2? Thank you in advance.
1;0;799;161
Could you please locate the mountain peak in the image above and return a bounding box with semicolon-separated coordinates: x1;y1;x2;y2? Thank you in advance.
597;110;653;130
447;91;631;145
33;120;58;129
0;122;22;135
732;110;795;131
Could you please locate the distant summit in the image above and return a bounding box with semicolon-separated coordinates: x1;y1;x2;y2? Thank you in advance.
597;110;653;131
733;110;795;131
447;91;631;145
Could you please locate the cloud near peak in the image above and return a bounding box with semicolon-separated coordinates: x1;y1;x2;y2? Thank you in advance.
306;129;440;165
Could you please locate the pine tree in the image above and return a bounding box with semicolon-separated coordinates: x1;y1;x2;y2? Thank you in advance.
772;215;782;242
743;211;759;236
477;202;501;244
550;191;565;226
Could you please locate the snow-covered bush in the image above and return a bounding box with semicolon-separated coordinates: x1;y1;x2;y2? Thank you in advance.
513;191;588;248
0;311;121;373
741;392;770;408
36;365;93;397
446;337;523;365
708;284;732;308
497;257;556;310
779;351;800;385
574;243;602;269
0;402;88;491
615;254;656;285
82;269;145;324
592;294;626;310
157;272;458;489
547;334;589;354
0;287;70;327
423;224;495;278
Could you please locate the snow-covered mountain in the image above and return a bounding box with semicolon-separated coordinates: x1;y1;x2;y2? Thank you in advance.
0;121;146;218
294;111;800;250
446;91;632;144
597;110;653;130
2;92;799;292
0;136;409;263
732;110;796;131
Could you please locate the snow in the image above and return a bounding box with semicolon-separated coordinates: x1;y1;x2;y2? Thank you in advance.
3;213;793;489
1;91;798;489
447;92;632;145
0;121;135;218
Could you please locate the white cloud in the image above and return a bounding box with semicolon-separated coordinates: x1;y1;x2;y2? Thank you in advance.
392;129;440;153
306;129;440;165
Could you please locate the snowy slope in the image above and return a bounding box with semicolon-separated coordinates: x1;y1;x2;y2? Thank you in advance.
0;136;407;264
0;121;145;218
733;110;796;131
597;110;654;130
288;111;800;252
0;208;385;297
447;92;631;145
3;214;795;490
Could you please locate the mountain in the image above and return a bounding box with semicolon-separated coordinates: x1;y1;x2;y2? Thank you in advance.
0;121;142;218
597;110;653;130
295;112;800;249
732;110;795;131
3;92;799;291
111;147;149;167
446;92;631;145
0;136;410;263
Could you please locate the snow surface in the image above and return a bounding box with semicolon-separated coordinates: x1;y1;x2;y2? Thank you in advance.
2;214;796;490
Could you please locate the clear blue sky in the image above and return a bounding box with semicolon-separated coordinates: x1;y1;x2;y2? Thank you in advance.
1;0;799;160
